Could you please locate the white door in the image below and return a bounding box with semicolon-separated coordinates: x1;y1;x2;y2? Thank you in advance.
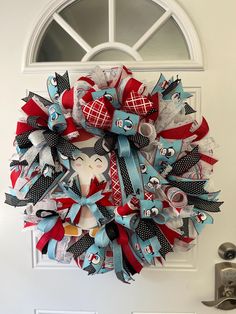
0;1;235;314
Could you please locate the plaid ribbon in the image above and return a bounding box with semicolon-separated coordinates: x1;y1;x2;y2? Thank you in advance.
81;91;156;131
81;96;114;130
110;151;122;206
123;91;153;117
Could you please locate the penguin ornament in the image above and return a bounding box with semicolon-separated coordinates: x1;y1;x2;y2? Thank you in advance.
70;134;110;230
116;117;134;132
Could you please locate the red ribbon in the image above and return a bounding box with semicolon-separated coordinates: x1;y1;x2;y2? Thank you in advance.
158;224;194;245
158;117;209;141
36;218;64;252
117;223;143;273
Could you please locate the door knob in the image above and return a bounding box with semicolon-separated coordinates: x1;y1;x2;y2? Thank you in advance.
202;262;236;310
218;242;236;260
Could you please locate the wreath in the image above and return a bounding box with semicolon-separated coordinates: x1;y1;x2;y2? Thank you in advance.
6;65;223;283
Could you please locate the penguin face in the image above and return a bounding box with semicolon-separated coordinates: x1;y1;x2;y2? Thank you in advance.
160;147;175;159
116;117;133;132
103;92;113;103
144;206;159;217
47;76;59;102
147;176;160;190
140;163;147;174
48;106;61;121
171;92;181;102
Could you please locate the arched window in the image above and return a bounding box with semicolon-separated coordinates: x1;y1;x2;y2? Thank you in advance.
24;0;203;72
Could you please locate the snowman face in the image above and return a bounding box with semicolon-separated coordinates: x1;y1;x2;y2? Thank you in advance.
87;252;101;265
144;245;154;255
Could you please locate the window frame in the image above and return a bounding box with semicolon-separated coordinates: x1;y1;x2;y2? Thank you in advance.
23;0;204;73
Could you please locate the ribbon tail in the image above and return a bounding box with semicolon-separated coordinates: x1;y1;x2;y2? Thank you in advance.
67;203;82;224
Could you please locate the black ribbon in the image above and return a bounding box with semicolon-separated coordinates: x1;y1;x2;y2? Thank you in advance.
168;179;208;195
180;218;190;238
117;156;134;197
94;132;149;156
169;146;200;176
55;71;70;95
97;204;114;221
5;193;31;207
184;103;196;115
105;221;119;241
136;219;157;241
16;131;34;149
187;195;223;212
83;264;96;275
67;234;95;258
10;160;28;167
162;78;181;97
136;219;173;259
25;171;63;205
16;116;79;159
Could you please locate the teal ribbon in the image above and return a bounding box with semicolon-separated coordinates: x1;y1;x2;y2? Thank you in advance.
37;216;58;233
60;183;105;225
48;239;57;260
112;240;133;283
117;135;131;157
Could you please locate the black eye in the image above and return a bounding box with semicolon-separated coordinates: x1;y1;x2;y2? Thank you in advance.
149;177;160;185
104;93;113;102
140;164;147;174
95;158;102;162
172;92;180;101
167;148;175;156
51;77;57;86
76;156;84;161
151;207;159;215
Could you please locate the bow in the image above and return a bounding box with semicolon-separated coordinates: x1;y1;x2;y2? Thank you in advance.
81;91;158;136
36;214;65;253
16;98;80;170
60;177;114;226
94;132;149;158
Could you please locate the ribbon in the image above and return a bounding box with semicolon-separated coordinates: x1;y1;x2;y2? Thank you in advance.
163;186;188;210
187;195;223;212
168;178;208;195
82;244;106;274
67;233;95;258
36;217;64;252
169;146;200;176
60;178;114;226
81;83;158;136
190;209;214;234
94;132;149;158
47;71;70;103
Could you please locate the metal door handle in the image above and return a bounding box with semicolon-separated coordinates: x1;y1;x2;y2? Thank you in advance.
202;262;236;310
202;297;236;310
